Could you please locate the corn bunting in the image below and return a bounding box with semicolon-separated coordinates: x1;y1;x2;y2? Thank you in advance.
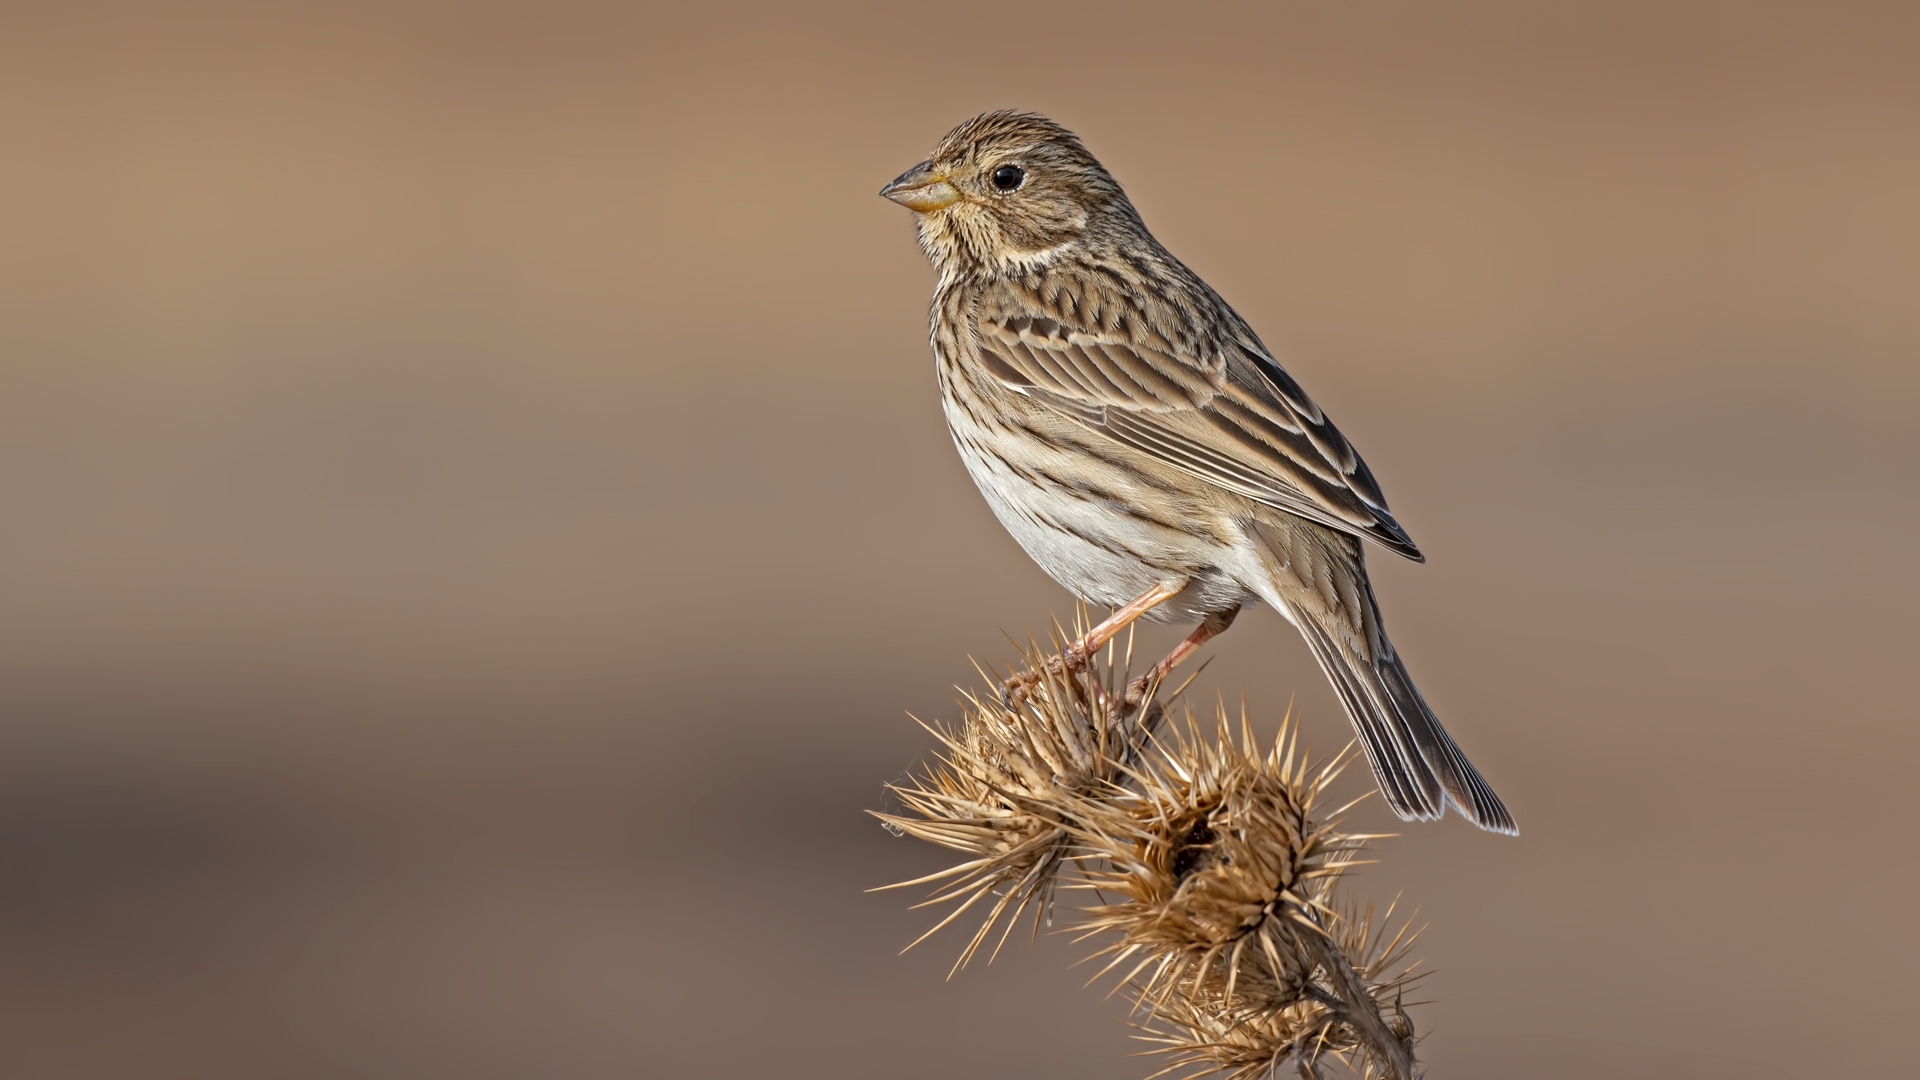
880;111;1514;833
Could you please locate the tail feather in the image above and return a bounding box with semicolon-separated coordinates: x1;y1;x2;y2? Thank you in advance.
1295;610;1516;833
1248;521;1517;834
1374;648;1517;834
1294;615;1445;822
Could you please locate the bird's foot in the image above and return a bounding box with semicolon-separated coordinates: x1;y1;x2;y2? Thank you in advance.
1002;581;1188;709
998;647;1091;709
1121;604;1240;709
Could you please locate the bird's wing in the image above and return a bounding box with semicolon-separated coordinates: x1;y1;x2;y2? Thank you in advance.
975;310;1423;560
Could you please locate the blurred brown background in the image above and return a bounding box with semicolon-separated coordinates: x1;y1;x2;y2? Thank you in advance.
1;2;1915;1076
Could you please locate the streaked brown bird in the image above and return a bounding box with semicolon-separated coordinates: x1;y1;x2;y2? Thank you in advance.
880;111;1515;833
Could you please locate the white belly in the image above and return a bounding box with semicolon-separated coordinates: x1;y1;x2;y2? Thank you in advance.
942;392;1253;622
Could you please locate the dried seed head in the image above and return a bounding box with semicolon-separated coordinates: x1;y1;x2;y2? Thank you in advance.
876;624;1430;1079
1134;900;1427;1080
1070;709;1368;1006
871;630;1168;971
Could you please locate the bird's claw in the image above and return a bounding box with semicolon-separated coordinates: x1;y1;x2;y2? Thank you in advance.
999;668;1041;709
999;647;1091;709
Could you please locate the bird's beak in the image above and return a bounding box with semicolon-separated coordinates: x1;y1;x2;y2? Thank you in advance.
880;160;962;212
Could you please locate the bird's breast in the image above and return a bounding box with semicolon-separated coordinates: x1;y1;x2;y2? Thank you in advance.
930;319;1253;621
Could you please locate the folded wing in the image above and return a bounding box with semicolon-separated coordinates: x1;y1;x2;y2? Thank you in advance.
975;310;1423;560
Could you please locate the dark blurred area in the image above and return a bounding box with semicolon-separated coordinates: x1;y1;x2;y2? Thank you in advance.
1;1;1915;1076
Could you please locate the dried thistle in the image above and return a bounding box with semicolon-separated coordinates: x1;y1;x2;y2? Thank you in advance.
870;627;1172;972
1131;899;1427;1080
1068;709;1368;1011
877;628;1434;1079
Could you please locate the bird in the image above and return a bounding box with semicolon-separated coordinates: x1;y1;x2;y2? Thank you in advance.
879;111;1515;833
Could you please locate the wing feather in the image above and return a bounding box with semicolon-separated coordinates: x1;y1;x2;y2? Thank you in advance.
977;305;1421;560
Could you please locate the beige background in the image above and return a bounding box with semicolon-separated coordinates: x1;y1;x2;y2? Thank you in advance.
2;2;1915;1076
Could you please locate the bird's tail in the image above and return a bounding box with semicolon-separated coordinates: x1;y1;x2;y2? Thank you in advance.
1248;524;1516;834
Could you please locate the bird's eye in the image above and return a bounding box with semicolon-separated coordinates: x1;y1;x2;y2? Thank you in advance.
991;165;1026;191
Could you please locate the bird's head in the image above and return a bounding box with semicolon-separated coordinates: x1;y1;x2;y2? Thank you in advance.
880;111;1136;278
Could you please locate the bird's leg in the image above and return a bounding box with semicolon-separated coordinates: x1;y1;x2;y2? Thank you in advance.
1002;580;1186;707
1124;604;1240;709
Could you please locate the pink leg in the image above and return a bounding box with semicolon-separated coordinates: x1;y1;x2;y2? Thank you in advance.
1004;580;1186;705
1125;605;1241;708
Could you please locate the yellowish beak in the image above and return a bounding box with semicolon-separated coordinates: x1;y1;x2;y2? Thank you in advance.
880;160;962;212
